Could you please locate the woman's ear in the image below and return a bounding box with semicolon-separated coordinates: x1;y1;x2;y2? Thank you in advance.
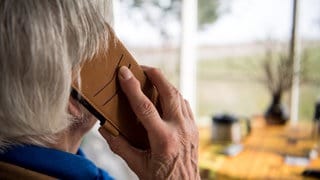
68;97;82;118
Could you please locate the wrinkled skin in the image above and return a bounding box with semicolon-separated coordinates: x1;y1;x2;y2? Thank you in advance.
99;66;200;180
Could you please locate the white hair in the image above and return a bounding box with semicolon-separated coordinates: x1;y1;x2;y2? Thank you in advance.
0;0;112;150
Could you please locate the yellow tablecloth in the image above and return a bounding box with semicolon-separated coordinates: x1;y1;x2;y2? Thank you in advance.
199;117;320;179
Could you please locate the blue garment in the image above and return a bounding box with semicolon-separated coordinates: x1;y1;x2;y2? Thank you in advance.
0;145;114;180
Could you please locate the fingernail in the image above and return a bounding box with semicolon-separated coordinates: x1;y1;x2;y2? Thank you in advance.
119;66;132;80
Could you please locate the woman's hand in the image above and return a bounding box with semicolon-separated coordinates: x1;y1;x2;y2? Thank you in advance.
99;66;200;180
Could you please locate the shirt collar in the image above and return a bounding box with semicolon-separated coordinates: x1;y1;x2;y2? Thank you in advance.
0;145;113;179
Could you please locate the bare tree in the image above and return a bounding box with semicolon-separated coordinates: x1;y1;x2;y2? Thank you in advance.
262;43;315;124
263;48;293;97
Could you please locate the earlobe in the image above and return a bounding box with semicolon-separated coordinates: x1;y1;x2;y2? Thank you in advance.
68;97;82;119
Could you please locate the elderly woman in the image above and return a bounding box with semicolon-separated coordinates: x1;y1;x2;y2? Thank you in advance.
0;0;199;179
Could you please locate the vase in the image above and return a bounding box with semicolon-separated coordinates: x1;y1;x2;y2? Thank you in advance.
264;93;289;125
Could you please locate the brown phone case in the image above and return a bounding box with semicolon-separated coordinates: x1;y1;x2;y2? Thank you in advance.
71;28;159;150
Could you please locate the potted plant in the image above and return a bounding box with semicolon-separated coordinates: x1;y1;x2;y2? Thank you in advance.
262;48;293;125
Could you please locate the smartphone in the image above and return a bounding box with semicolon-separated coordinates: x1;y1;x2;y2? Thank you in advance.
70;28;160;150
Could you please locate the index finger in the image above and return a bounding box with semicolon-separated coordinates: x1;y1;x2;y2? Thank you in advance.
141;66;175;99
141;66;183;116
118;66;165;133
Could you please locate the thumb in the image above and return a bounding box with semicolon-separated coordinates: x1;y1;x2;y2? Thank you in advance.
99;127;145;172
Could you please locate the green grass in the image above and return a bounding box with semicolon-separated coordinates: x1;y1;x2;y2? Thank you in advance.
198;55;264;81
196;45;320;121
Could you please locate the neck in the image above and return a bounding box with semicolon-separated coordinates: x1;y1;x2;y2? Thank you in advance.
47;109;97;154
49;128;84;154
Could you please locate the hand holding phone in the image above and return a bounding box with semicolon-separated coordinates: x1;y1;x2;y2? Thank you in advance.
71;28;160;149
99;66;200;180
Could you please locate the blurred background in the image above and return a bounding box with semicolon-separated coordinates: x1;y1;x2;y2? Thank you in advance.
82;0;320;179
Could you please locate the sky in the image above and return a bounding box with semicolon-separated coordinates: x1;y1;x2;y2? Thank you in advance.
114;0;320;47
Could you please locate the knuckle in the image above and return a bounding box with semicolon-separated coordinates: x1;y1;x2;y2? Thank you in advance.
182;122;198;139
170;101;181;114
167;86;180;99
136;100;155;117
163;102;183;121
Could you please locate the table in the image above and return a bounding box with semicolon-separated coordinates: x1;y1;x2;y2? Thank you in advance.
199;117;320;179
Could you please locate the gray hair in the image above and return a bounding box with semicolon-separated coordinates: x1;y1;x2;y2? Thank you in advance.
0;0;112;150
